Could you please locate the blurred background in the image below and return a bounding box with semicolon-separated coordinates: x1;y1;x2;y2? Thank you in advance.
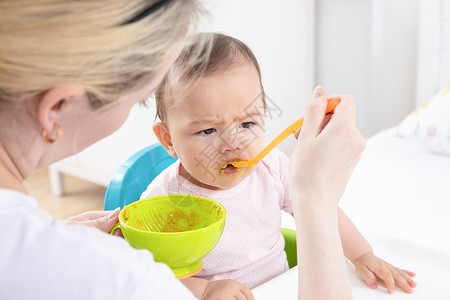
30;0;449;218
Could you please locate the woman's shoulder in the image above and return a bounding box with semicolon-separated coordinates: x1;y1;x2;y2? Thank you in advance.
0;188;37;207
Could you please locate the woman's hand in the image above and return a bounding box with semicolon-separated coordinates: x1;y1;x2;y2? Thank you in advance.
354;253;416;294
289;86;366;210
65;208;120;234
290;86;365;300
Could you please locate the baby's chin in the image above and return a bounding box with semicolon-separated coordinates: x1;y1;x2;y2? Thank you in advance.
213;167;256;189
190;173;249;191
181;164;257;190
192;176;243;190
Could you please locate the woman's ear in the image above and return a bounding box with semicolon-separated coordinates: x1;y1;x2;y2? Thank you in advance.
37;85;88;133
153;122;177;157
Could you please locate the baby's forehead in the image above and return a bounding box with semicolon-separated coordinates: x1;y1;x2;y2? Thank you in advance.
179;60;259;89
163;61;263;115
168;83;264;114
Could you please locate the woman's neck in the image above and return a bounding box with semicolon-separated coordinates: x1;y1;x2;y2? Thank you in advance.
0;99;42;194
0;145;30;194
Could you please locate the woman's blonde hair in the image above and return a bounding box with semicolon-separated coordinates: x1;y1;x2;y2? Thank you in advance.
0;0;202;107
155;32;266;123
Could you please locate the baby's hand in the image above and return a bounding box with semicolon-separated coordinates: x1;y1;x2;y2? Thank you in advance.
202;279;254;300
354;253;416;294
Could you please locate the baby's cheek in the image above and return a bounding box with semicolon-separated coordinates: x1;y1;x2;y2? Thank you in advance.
187;159;212;180
249;139;265;156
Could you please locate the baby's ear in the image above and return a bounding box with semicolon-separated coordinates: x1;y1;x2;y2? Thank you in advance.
153;122;177;157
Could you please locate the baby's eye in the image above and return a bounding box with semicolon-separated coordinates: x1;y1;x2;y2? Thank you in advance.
240;122;255;129
198;128;216;135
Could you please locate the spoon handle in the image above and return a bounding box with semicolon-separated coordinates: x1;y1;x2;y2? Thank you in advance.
231;99;340;168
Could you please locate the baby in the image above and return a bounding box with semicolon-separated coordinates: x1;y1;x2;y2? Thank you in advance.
141;32;416;295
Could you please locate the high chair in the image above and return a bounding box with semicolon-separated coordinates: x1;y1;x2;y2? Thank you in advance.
104;143;298;268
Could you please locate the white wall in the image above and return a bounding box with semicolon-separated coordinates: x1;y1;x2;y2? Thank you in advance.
316;0;419;137
315;0;373;136
369;0;420;135
417;0;450;105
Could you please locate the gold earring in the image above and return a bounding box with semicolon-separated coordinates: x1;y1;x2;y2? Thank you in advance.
40;123;63;143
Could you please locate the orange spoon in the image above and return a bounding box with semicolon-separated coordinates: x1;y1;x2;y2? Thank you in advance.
228;99;340;168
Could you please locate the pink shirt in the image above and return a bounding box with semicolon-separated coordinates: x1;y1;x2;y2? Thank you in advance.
141;148;292;289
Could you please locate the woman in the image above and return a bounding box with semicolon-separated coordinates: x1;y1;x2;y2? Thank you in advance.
0;1;364;299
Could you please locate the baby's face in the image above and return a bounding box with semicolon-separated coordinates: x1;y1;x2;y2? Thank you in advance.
166;64;265;189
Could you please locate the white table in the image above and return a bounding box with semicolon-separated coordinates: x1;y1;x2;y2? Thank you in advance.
252;238;450;299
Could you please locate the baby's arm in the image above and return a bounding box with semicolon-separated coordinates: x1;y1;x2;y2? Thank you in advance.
338;208;416;294
337;208;372;262
181;277;253;300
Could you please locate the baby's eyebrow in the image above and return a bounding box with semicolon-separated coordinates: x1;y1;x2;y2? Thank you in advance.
239;110;264;120
189;116;224;126
189;110;264;127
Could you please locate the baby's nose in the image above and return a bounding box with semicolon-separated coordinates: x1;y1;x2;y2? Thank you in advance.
219;134;241;153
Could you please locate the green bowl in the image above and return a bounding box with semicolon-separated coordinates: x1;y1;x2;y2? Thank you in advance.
110;195;226;278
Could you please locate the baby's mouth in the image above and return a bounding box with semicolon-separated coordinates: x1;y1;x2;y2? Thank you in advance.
220;160;240;174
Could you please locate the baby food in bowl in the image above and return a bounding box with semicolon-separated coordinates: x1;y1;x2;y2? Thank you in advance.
110;195;226;279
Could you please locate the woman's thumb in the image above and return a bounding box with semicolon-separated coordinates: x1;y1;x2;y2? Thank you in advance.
313;85;326;99
300;86;328;138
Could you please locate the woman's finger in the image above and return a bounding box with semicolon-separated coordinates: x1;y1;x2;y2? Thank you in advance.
299;86;328;139
113;228;124;237
325;95;356;130
294;97;340;140
65;209;118;222
65;208;120;233
294;128;301;139
320;113;333;132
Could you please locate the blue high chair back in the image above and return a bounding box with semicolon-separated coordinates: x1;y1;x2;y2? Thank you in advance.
104;143;298;268
104;143;177;210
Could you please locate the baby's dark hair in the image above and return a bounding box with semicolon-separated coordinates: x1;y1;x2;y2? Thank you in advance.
155;32;265;122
